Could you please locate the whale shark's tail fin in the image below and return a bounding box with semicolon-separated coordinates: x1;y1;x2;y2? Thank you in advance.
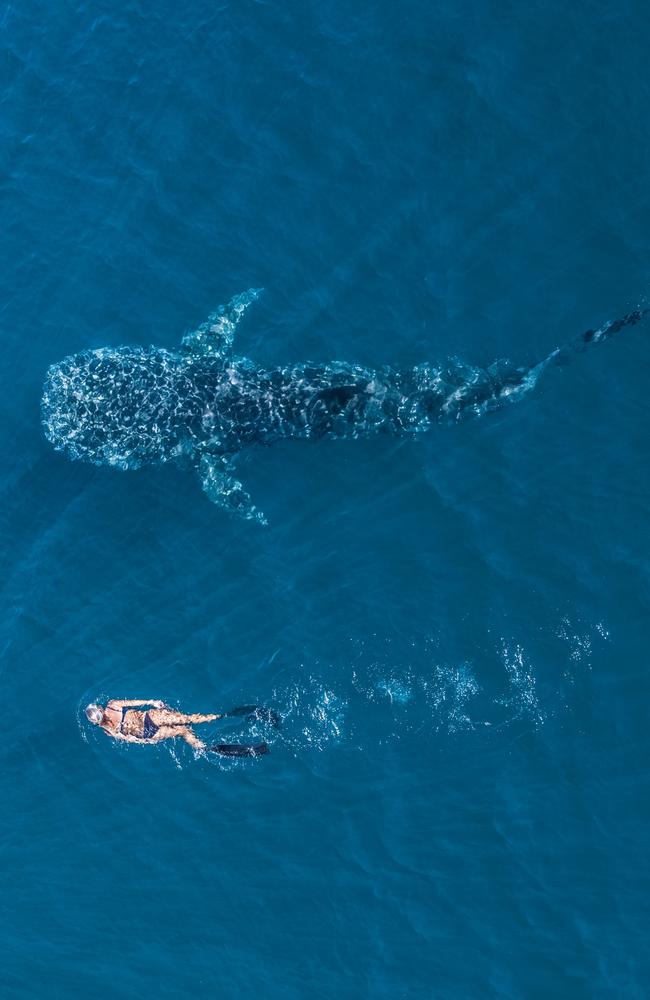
432;306;648;425
511;306;649;404
558;307;648;359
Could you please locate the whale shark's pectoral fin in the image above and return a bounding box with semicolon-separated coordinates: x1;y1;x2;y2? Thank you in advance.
198;454;267;526
182;288;263;359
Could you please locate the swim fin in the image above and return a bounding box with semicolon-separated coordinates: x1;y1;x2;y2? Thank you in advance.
224;706;281;727
211;742;270;757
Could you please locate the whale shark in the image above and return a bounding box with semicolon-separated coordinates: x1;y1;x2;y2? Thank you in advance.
41;289;646;524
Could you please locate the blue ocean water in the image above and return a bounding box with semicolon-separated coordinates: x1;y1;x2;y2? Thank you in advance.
2;1;650;996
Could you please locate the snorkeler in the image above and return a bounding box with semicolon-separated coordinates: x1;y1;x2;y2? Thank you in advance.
85;699;274;756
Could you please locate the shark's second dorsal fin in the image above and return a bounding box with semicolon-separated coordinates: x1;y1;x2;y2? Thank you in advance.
182;288;263;359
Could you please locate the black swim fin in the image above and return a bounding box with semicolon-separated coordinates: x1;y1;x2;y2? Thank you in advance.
211;742;270;757
224;705;281;728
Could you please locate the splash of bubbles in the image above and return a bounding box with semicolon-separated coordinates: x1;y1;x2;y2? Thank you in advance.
496;641;546;726
425;662;482;733
272;675;346;753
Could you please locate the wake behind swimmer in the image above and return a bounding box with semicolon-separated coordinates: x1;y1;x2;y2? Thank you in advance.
41;289;647;524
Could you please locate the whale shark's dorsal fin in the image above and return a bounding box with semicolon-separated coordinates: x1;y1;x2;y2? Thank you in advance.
182;288;263;359
199;453;267;525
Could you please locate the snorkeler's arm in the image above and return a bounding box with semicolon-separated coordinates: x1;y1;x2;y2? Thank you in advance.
106;699;166;709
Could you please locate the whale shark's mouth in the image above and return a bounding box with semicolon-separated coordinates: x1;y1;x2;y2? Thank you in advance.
41;346;197;469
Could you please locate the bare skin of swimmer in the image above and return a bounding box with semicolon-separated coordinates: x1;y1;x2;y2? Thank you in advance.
86;699;220;750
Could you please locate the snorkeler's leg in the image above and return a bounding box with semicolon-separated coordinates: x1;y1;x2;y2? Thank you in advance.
180;729;207;750
151;726;207;750
151;724;268;758
183;713;222;725
148;710;221;726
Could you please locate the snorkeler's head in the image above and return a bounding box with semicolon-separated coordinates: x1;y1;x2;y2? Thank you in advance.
85;704;104;725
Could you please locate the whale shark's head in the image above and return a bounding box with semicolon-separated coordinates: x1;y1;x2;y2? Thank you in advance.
42;346;200;469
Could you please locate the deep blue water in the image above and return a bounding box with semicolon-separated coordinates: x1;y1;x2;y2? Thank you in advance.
2;2;650;996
